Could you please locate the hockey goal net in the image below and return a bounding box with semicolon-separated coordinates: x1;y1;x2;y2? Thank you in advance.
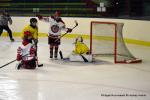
90;21;142;63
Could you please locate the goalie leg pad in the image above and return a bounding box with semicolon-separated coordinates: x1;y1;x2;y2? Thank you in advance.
69;54;93;62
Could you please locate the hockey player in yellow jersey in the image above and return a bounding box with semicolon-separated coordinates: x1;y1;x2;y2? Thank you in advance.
73;36;90;54
69;36;93;62
21;18;38;44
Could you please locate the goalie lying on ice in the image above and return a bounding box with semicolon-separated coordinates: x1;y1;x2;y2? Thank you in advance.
16;40;37;69
69;36;93;62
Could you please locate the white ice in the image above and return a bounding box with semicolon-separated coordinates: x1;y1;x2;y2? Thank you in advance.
0;37;150;100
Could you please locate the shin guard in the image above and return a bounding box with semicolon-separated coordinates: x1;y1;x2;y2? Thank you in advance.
50;46;53;58
54;46;58;59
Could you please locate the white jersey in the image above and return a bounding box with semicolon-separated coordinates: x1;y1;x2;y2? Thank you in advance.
17;43;36;61
40;16;67;36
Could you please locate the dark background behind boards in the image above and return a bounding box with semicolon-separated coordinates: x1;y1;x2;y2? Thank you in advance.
0;0;150;20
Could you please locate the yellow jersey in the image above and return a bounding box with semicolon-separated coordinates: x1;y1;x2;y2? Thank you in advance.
73;41;89;54
21;25;38;39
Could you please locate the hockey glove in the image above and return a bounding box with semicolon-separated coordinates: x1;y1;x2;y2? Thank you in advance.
67;28;72;33
17;54;22;61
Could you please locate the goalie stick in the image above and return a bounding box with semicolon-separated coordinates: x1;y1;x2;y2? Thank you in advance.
80;54;89;62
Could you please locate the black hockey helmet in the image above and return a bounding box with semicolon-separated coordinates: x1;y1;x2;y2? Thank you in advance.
30;18;37;23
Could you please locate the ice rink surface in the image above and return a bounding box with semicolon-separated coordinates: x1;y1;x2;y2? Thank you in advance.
0;37;150;100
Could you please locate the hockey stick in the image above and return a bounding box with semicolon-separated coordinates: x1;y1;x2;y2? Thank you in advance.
80;54;88;62
0;59;17;69
32;40;44;67
55;20;78;42
0;53;29;69
59;51;64;59
36;56;43;67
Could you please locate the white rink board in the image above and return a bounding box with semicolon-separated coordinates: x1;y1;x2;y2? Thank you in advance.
10;17;150;42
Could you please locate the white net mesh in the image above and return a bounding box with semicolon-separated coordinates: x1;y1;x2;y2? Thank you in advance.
90;21;141;63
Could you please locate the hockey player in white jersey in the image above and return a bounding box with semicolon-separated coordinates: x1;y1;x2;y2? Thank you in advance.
37;11;72;59
16;39;37;69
